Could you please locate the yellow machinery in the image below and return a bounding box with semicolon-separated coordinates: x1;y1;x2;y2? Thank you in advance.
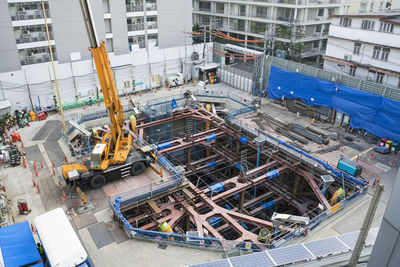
62;0;155;189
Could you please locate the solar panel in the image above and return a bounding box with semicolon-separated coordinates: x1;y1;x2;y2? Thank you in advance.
304;236;349;257
338;231;359;248
268;244;312;265
189;259;231;267
230;251;274;267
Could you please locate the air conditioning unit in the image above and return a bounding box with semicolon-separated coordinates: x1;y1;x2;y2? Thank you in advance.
344;54;352;61
312;48;318;53
23;35;32;42
191;52;199;60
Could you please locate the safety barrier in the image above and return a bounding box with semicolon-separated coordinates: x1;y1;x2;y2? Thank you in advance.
110;196;271;253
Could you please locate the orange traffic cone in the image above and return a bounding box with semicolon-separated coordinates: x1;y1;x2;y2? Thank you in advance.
20;147;26;155
372;177;380;188
97;99;100;106
390;159;395;167
40;160;44;169
31;223;37;234
36;182;41;194
34;168;39;177
22;156;27;169
59;182;69;200
33;161;37;170
82;101;85;109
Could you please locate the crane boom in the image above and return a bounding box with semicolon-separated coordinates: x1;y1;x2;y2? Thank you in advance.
79;0;130;168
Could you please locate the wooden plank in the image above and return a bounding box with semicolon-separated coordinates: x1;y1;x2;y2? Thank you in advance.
148;201;161;216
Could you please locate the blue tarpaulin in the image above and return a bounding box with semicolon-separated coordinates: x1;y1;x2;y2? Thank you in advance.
268;66;400;142
0;222;44;267
171;98;178;109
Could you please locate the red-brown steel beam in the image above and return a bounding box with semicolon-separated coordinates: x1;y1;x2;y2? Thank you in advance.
210;165;289;202
137;109;193;129
160;131;225;154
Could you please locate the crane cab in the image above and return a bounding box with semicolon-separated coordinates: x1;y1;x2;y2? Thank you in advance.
90;143;108;170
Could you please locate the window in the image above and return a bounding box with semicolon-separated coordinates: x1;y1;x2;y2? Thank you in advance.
381;47;390;61
373;46;381;59
317;8;324;17
370;3;374;12
353;42;361;55
239;5;246;16
349;66;357;76
376;72;384;84
106;38;113;52
361;20;375;30
216;3;224;13
102;0;110;13
104;19;112;34
367;70;375;81
316;24;322;33
328;8;335;16
379;22;394;33
359;3;367;13
340;18;352;27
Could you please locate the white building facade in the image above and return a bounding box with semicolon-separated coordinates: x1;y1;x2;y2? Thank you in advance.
193;0;351;62
0;0;193;111
323;12;400;89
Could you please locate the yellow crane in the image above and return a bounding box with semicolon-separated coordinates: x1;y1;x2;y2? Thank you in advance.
62;0;155;189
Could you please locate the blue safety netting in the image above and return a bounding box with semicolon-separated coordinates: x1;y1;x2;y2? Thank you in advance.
268;66;400;142
0;222;44;267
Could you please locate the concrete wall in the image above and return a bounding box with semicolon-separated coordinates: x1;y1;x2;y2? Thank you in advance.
0;1;21;73
48;0;105;63
157;0;192;49
369;168;400;267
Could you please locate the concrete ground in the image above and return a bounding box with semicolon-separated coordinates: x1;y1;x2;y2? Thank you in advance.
1;82;398;266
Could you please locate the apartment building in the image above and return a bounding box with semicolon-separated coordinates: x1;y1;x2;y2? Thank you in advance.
0;0;192;110
323;12;400;88
193;0;350;63
348;0;392;14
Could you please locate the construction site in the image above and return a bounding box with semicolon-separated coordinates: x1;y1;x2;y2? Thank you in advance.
1;1;400;267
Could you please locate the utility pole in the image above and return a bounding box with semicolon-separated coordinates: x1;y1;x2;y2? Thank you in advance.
41;0;68;141
202;25;207;66
348;183;384;267
23;69;34;110
259;30;268;97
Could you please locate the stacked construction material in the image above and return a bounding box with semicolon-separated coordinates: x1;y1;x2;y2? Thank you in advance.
9;144;21;167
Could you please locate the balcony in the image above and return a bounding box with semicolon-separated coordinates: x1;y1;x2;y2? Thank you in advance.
146;3;157;11
10;9;50;21
197;8;211;12
126;4;144;12
127;24;144;31
20;51;57;66
216;8;224;14
16;32;54;44
147;22;157;29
